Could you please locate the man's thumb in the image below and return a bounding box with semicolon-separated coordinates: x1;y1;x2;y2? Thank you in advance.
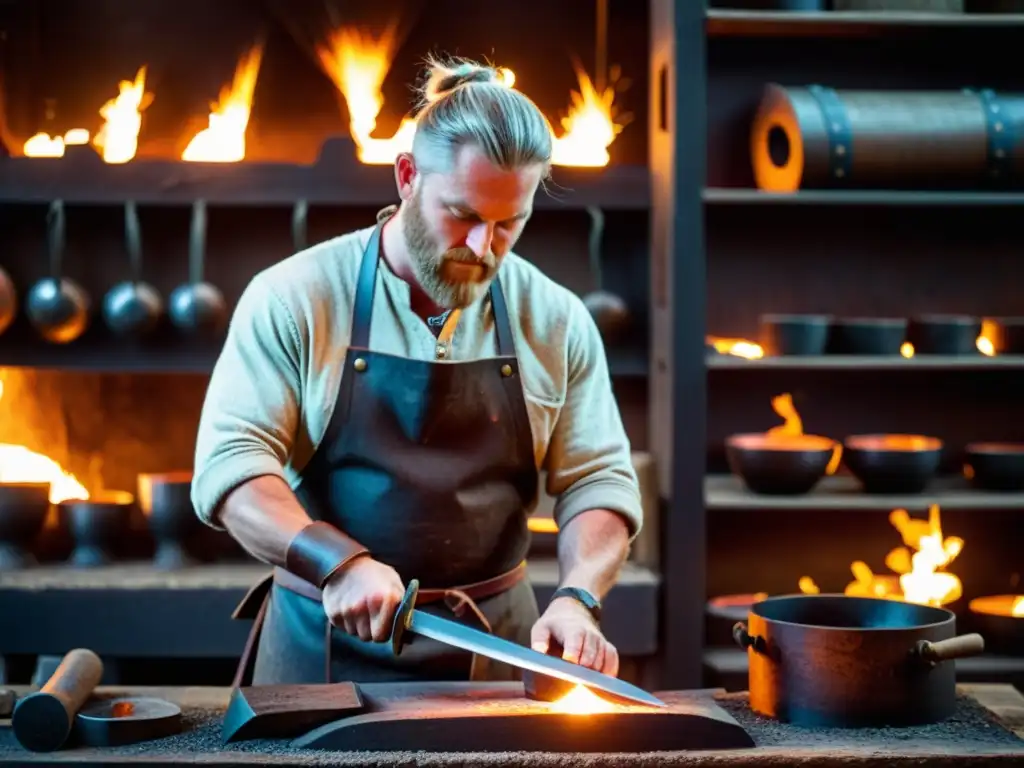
531;623;550;654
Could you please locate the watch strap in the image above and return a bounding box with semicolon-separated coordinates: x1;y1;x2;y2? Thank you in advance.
550;586;602;621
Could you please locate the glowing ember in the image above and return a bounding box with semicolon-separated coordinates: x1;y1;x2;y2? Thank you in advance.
0;380;88;503
93;66;152;164
1016;597;1024;617
548;685;617;715
968;594;1024;618
799;504;963;607
183;43;264;163
23;129;90;158
707;336;764;359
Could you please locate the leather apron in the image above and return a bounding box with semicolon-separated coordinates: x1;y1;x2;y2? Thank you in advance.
230;213;541;686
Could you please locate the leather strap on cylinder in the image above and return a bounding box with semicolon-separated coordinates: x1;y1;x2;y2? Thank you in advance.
285;521;370;589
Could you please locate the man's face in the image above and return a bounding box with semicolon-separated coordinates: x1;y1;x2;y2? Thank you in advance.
401;145;543;309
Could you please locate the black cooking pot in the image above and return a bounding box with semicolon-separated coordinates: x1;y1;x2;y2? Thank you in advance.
733;594;984;728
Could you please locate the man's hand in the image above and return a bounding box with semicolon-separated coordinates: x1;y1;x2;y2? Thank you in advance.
322;557;405;643
530;597;619;677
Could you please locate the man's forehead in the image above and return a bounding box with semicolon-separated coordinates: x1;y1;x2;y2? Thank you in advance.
426;145;540;214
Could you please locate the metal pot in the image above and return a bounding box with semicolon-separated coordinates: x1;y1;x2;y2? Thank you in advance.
26;200;91;344
733;594;985;728
0;266;17;336
580;207;629;343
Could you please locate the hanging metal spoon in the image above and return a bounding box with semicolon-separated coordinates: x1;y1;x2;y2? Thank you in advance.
102;202;164;338
580;206;629;342
168;200;227;336
26;200;91;344
292;199;308;253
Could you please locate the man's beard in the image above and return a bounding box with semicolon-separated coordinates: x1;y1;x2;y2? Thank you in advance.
401;192;498;309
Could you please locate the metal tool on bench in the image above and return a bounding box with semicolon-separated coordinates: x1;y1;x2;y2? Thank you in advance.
12;648;104;752
389;579;666;708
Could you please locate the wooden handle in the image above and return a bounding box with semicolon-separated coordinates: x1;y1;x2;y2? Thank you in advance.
12;648;104;752
917;633;985;663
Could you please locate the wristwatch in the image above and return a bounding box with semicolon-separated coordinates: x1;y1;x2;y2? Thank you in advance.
550;586;602;621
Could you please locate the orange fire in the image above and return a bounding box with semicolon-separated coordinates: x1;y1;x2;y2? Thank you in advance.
315;24;622;167
23;129;90;158
760;393;842;473
183;43;264;163
800;504;963;607
0;379;88;503
550;62;627;168
93;66;152;164
707;336;764;359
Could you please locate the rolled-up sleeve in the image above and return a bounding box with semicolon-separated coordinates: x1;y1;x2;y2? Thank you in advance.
544;300;643;540
191;274;305;529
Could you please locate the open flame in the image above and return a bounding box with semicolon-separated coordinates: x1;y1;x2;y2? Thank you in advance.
93;66;152;164
547;685;617;715
182;43;264;163
800;503;963;607
23;129;90;158
758;393;842;472
0;380;88;504
315;25;622;167
707;336;764;359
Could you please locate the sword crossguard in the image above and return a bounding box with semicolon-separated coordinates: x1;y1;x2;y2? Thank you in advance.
390;578;419;656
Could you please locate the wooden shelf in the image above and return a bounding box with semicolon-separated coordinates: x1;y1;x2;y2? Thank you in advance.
703;188;1024;207
706;474;1024;511
703;647;1024;683
706;9;1024;37
707;354;1024;371
0;140;650;210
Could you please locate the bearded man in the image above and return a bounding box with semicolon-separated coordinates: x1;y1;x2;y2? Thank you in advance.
191;56;643;686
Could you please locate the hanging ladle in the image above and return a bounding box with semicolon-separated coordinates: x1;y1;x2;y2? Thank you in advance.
102;201;164;338
580;206;629;343
292;199;308;253
26;200;91;344
169;199;228;336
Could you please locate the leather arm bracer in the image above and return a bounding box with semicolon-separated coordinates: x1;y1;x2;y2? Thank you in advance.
284;521;370;589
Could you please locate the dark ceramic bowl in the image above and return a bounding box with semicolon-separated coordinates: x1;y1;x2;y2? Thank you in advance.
988;317;1024;355
827;317;908;356
0;482;52;568
964;443;1024;492
760;314;832;356
905;315;981;355
138;471;198;569
64;491;134;567
966;595;1024;656
842;434;943;494
726;433;838;495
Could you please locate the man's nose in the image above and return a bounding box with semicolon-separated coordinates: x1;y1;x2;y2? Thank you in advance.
465;222;495;258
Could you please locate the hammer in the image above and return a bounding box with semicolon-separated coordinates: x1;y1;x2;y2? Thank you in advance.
12;649;104;752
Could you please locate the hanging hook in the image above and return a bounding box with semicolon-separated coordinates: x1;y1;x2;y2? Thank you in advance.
586;206;605;292
46;200;66;279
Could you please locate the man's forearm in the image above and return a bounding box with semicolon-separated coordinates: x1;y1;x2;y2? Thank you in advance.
556;508;630;599
216;475;315;567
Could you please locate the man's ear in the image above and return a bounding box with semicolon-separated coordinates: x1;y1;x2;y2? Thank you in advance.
395;153;417;200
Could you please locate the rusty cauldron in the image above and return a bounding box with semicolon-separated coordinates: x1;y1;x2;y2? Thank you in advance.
733;594;984;728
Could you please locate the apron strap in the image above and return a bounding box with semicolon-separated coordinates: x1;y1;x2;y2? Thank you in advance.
351;220;518;357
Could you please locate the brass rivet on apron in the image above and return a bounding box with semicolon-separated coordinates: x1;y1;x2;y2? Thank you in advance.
435;345;447;359
501;364;513;377
354;357;367;372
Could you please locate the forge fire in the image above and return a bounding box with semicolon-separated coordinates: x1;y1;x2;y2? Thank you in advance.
17;20;629;169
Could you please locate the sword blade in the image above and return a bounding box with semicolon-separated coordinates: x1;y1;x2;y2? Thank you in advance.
407;610;665;708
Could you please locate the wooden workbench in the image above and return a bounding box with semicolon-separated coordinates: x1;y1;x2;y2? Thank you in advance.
1;683;1023;766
